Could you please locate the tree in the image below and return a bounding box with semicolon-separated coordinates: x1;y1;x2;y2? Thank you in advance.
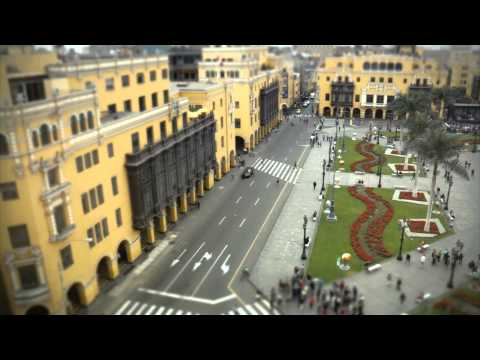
389;91;433;121
432;87;465;120
409;126;469;232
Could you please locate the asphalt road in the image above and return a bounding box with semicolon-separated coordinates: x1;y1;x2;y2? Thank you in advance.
98;104;320;315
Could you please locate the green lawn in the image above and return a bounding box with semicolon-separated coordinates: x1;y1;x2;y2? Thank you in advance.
307;186;454;283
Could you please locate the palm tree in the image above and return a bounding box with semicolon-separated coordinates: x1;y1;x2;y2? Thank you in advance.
432;87;465;120
389;91;433;121
409;126;469;232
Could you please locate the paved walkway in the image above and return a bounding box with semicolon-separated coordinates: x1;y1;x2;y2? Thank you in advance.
251;123;480;315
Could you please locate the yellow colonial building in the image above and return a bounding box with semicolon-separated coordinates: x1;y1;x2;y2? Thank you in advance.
448;48;480;100
0;47;247;315
315;51;449;120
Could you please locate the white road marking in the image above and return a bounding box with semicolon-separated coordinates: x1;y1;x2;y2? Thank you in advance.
176;310;184;315
254;198;260;206
170;248;187;268
245;304;258;315
258;159;272;172
135;303;148;315
251;158;262;167
236;307;248;315
278;164;290;180
115;300;131;315
235;196;242;204
145;305;156;315
191;244;229;296
126;302;140;315
239;218;246;228
220;254;231;275
254;302;269;315
164;242;206;291
186;312;192;315
265;160;278;174
286;168;299;183
268;162;281;176
165;308;174;315
155;306;165;315
249;180;255;187
228;311;235;315
266;182;271;189
293;168;303;184
273;163;287;178
218;216;226;226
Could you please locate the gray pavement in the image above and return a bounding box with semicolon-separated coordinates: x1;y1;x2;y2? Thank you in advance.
250;124;480;315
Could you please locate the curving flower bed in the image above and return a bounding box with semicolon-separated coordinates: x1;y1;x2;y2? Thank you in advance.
399;191;427;202
395;164;416;172
407;220;439;234
351;142;383;173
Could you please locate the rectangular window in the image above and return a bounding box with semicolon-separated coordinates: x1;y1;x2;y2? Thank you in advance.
101;218;109;238
76;156;84;173
423;79;428;86
8;224;30;248
124;99;132;112
53;204;66;235
92;150;99;165
121;75;130;87
221;136;224;148
60;245;73;270
111;176;118;196
107;143;114;158
81;193;90;214
131;132;140;153
115;208;123;227
366;95;374;103
235;118;241;128
387;96;395;104
160;122;166;140
137;73;145;84
370;77;375;83
107;104;117;114
84;152;92;169
325;94;330;101
220;99;223;107
212;101;216;111
172;117;178;134
1;182;19;200
18;265;39;290
87;227;95;247
105;78;114;91
221;117;224;129
162;69;168;79
163;90;169;104
96;184;104;205
150;70;157;81
355;94;360;102
89;189;97;209
146;126;154;145
377;95;384;104
139;96;146;112
388;78;393;83
95;222;103;243
235;101;240;109
151;93;158;108
182;112;188;129
47;168;60;188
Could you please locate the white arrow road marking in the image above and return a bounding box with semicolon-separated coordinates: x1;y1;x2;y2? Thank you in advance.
239;218;246;228
164;242;205;291
249;180;255;187
191;245;229;296
235;196;242;204
218;216;226;226
139;288;236;305
170;249;187;268
254;198;260;206
193;251;212;271
221;254;231;275
266;182;271;189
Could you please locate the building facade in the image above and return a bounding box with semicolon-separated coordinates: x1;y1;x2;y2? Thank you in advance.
0;48;235;315
315;52;448;120
168;45;204;82
448;48;480;101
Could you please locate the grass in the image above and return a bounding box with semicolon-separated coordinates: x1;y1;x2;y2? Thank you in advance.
307;186;454;283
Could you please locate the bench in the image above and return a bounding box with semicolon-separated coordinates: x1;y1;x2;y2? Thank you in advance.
367;264;382;273
417;244;430;252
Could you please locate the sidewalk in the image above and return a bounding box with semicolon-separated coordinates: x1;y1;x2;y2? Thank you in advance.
251;125;480;315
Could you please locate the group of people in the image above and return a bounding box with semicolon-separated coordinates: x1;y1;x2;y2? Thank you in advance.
271;267;366;315
464;161;475;177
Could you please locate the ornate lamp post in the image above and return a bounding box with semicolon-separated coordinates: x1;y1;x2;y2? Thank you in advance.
301;217;308;260
444;175;453;210
321;159;326;193
377;158;383;188
342;118;346;153
447;248;459;289
397;218;408;261
377;129;381;145
328;137;332;167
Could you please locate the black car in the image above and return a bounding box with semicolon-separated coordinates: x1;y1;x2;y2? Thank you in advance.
241;167;254;179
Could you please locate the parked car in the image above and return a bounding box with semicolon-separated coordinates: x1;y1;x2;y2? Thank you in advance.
241;167;254;179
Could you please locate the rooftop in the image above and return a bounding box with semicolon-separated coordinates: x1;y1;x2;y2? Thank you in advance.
171;81;224;92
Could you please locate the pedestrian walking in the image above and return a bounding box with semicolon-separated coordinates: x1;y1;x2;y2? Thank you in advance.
313;181;317;191
406;253;411;264
400;292;406;304
270;287;277;310
276;178;280;185
352;286;358;302
458;252;463;265
396;278;402;291
387;273;393;286
197;201;200;209
294;161;297;168
420;255;426;268
471;169;475;177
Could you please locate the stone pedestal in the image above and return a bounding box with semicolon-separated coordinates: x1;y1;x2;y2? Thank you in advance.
146;221;156;244
204;170;214;190
168;204;178;223
196;179;205;197
179;193;188;214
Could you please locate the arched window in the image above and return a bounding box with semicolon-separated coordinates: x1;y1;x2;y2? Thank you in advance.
371;62;378;70
395;63;403;71
387;62;394;71
40;124;51;146
71;115;78;135
79;113;87;132
52;125;58;141
32;131;39;148
87;111;94;129
337;62;343;68
363;62;370;70
0;133;9;155
379;62;386;71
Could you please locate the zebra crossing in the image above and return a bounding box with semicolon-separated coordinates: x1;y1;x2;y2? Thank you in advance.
114;300;201;315
250;157;302;184
220;300;281;315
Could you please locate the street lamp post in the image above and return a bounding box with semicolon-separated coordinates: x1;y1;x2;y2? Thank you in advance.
342;118;346;153
321;159;326;193
328;137;332;167
377;158;383;188
397;218;407;261
447;248;459;289
301;218;308;260
444;175;453;210
377;129;381;145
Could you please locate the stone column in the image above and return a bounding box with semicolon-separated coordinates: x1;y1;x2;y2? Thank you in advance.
196;179;205;197
179;193;188;214
189;188;197;205
204;170;214;190
215;164;222;180
158;209;168;233
168;202;178;223
146;220;156;244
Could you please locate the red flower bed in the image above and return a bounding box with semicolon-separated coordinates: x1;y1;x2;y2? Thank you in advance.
399;191;427;202
407;220;439;234
351;142;380;173
394;164;416;172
